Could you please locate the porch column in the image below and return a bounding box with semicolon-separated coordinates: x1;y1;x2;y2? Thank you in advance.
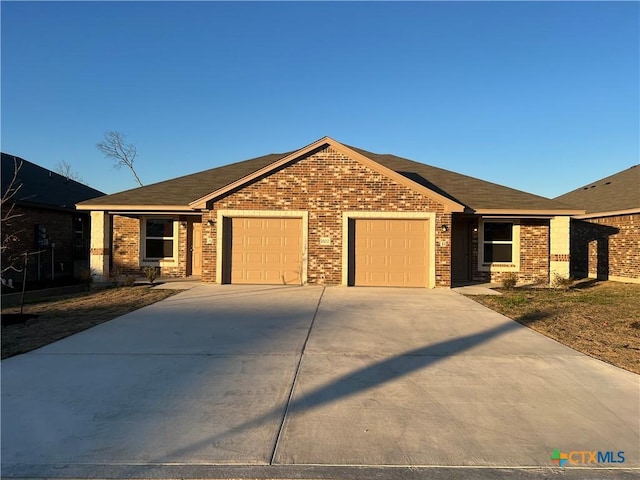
550;216;571;281
90;211;111;281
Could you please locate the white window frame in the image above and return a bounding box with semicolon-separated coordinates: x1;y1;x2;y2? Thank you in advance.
141;216;179;266
478;219;520;272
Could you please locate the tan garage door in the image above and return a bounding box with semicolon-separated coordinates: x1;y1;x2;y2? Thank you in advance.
354;219;429;287
230;217;302;285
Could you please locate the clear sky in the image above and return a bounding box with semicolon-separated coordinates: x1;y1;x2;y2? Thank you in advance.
2;1;638;198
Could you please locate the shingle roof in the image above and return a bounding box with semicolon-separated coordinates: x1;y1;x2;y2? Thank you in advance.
554;165;640;214
77;139;576;212
346;146;570;211
1;153;105;211
78;152;290;207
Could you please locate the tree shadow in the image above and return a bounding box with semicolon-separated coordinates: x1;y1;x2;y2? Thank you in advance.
158;319;520;463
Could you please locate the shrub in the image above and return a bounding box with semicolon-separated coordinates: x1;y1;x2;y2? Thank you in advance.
502;272;518;290
143;266;159;284
551;273;573;290
123;275;136;287
78;268;95;285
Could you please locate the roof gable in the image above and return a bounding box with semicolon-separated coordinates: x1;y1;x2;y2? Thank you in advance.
554;165;640;215
2;153;105;210
189;137;465;213
77;137;582;215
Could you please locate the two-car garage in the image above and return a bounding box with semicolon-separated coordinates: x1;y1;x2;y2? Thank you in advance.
220;213;431;288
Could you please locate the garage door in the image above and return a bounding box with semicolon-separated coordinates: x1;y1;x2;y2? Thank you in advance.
354;219;429;287
230;217;302;285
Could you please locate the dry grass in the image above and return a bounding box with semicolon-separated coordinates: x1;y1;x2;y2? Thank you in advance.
472;281;640;374
1;286;176;359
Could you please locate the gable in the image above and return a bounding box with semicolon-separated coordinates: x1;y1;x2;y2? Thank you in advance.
212;144;452;214
190;137;465;213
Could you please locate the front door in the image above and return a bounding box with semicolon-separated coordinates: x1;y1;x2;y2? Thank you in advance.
191;222;202;276
452;218;472;283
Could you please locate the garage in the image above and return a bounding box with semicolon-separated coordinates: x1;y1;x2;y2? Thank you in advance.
227;217;303;285
351;218;429;287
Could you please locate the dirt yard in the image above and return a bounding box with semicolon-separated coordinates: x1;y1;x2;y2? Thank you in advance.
471;281;640;374
1;286;176;359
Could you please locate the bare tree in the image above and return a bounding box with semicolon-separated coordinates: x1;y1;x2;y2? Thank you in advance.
96;131;143;186
54;160;85;184
1;157;24;283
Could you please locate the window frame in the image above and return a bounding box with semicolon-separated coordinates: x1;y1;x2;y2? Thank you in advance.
478;219;520;272
141;217;179;266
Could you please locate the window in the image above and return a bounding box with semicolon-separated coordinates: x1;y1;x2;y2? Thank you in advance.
145;219;174;259
483;222;513;263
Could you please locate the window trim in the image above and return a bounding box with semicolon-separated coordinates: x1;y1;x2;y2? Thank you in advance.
140;216;179;266
478;219;520;272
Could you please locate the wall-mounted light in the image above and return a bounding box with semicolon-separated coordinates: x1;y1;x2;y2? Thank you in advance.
180;221;188;228
206;219;214;226
441;224;449;232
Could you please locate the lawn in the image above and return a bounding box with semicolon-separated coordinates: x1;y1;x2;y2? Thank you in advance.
471;281;640;374
1;286;176;359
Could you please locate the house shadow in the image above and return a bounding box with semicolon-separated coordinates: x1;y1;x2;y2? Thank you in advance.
570;221;619;281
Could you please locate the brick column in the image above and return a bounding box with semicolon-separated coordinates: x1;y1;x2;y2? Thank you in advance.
550;215;571;281
90;211;111;281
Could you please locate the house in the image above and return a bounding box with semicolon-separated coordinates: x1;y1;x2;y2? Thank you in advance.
1;153;105;284
555;165;639;284
77;137;582;288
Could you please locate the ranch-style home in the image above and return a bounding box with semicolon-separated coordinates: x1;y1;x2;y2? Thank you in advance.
77;137;583;288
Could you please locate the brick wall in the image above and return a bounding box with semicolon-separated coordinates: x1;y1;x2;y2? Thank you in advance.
112;215;140;276
112;215;190;278
1;204;85;283
571;214;640;282
202;145;451;286
471;218;550;284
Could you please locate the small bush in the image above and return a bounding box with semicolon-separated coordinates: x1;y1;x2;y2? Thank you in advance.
143;266;159;284
123;275;136;287
502;272;518;290
551;273;573;290
78;268;95;285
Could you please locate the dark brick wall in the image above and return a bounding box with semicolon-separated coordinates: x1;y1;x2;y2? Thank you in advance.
1;204;89;283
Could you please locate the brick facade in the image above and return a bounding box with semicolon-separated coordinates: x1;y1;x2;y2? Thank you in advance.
201;146;452;286
111;215;190;278
108;146;566;287
471;218;550;285
571;214;640;282
1;205;90;284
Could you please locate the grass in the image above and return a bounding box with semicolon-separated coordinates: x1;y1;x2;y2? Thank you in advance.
471;281;640;375
1;286;176;359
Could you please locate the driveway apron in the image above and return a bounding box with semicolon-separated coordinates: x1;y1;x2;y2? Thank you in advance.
2;285;638;476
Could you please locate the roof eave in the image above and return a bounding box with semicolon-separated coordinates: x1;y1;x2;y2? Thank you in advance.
76;204;195;212
474;208;586;216
573;207;640;219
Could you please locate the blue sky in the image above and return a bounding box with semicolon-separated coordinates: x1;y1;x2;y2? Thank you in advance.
2;1;638;198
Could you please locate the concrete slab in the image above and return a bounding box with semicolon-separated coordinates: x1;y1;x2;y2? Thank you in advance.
2;285;323;468
2;284;638;478
452;283;502;295
275;287;640;467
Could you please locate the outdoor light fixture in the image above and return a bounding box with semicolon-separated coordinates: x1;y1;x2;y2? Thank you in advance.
206;219;214;226
441;224;449;232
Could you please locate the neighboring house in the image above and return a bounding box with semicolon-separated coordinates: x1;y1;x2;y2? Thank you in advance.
77;137;582;288
1;153;105;284
555;165;640;284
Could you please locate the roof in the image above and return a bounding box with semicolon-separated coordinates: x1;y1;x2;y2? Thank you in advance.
2;153;105;211
554;165;640;215
77;137;579;214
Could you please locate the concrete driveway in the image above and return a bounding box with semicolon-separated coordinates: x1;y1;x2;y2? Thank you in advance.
2;285;638;479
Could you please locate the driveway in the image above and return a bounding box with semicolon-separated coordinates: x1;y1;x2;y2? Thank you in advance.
2;285;638;479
